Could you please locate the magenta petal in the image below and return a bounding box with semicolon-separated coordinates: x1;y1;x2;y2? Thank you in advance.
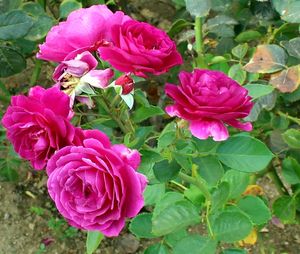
101;219;125;237
165;105;179;117
112;144;141;170
80;69;114;88
189;120;229;141
226;119;253;131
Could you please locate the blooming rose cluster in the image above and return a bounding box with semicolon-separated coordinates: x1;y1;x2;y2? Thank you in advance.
1;5;184;236
1;86;147;237
1;4;254;239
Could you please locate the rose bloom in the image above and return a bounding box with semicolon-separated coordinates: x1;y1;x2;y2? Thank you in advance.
53;51;114;108
98;19;183;77
46;129;147;237
37;5;130;62
1;86;80;170
165;69;253;141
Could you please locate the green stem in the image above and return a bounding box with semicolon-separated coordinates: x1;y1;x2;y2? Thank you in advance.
99;93;131;134
194;17;207;69
277;111;300;125
267;23;289;44
30;60;42;85
195;16;203;55
206;201;214;238
178;172;211;200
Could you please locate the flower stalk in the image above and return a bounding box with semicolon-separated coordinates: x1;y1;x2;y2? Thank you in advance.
194;16;207;69
178;171;211;200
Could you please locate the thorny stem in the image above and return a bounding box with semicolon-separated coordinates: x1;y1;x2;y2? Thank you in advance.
178;171;214;237
267;23;289;44
178;172;211;200
277;111;300;125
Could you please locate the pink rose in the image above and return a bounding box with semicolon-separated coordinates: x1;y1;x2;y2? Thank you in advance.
1;86;79;170
37;5;130;62
53;51;114;108
98;20;183;77
165;69;253;141
46;129;147;237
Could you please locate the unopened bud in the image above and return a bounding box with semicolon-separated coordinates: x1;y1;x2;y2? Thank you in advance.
115;75;134;95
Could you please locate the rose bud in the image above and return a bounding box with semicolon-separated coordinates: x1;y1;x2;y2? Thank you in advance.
115;74;134;95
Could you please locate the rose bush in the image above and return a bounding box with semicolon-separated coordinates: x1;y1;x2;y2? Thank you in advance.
46;129;147;237
165;69;253;141
1;1;299;253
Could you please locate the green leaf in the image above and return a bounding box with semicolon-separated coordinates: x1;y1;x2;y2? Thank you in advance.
165;229;188;248
192;137;218;152
232;43;248;59
152;199;200;236
281;37;300;59
211;182;230;212
168;19;191;38
144;183;165;206
273;196;296;223
282;129;300;149
222;170;250;199
173;235;217;254
211;210;252;243
217;136;273;173
237;196;271;225
206;15;237;29
185;0;211;17
0;46;26;77
228;64;246;84
222;249;248;254
244;44;287;74
153;192;184;217
244;92;277;122
21;2;44;16
129;213;155;238
59;0;82;19
235;30;262;43
184;185;205;208
244;84;274;100
208;24;234;37
133;105;165;123
282;157;300;185
158;122;176;150
144;243;168;254
86;231;104;254
0;0;21;14
0;10;33;40
194;156;224;186
0;158;19;182
25;15;54;41
272;0;300;23
153;159;181;183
